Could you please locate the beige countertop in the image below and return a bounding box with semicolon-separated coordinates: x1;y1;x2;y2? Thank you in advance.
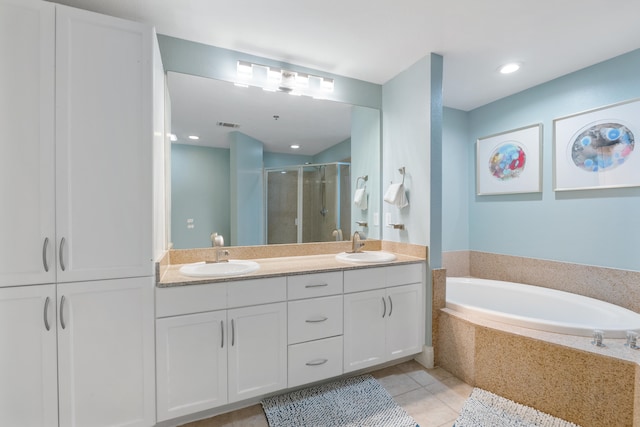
158;252;425;288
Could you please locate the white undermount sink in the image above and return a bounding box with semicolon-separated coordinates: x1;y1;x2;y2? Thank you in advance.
335;251;397;264
179;260;260;278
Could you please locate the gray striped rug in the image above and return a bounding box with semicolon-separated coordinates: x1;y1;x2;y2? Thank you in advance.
261;375;418;427
454;388;581;427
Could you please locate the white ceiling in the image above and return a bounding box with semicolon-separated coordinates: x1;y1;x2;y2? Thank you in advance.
167;72;354;155
50;0;640;111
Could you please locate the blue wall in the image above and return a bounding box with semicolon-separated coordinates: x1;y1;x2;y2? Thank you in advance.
171;144;230;249
448;49;640;271
313;138;351;164
230;131;264;246
442;107;470;251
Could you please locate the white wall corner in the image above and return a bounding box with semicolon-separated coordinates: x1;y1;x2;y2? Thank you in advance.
413;345;434;369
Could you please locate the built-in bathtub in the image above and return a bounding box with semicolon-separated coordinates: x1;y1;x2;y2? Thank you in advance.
446;276;640;338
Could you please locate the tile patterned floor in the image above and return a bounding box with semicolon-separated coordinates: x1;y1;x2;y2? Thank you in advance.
181;361;473;427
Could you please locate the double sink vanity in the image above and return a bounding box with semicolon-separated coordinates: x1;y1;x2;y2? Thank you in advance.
155;241;427;423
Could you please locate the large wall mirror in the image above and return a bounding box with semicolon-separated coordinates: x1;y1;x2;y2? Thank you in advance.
167;71;381;249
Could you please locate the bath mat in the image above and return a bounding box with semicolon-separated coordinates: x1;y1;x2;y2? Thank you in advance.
453;388;581;427
261;374;418;427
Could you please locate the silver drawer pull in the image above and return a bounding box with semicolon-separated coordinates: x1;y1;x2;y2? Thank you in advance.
59;237;66;271
305;283;329;288
305;317;328;323
306;358;328;366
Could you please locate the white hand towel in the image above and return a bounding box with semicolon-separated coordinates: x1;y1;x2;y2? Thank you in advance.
383;183;409;208
353;186;368;210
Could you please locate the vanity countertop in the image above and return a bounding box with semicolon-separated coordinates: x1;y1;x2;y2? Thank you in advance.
158;252;425;288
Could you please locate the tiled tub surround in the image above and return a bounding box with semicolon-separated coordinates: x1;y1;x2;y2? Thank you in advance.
442;250;640;313
437;251;640;427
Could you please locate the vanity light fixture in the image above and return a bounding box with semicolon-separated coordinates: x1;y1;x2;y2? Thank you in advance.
499;62;521;74
235;60;334;96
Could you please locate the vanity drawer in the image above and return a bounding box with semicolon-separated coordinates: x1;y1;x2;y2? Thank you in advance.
156;283;227;318
227;277;287;308
343;267;386;293
288;295;343;344
287;271;343;300
386;263;423;287
288;336;343;388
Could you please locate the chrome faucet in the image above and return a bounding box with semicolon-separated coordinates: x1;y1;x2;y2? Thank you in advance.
209;233;229;263
351;231;365;253
332;228;343;241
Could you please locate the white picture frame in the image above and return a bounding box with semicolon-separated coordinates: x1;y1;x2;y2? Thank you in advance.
553;98;639;191
476;123;542;195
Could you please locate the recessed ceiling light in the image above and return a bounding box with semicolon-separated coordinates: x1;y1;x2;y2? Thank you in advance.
188;135;199;140
290;144;300;149
168;133;177;142
499;62;521;74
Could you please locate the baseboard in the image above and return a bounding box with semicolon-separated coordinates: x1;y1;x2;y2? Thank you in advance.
413;345;434;369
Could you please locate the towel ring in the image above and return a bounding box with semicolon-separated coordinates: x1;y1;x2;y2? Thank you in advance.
356;175;368;189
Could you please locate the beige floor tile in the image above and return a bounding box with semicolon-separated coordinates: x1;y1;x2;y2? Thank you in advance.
395;361;442;387
370;365;422;397
230;404;268;427
394;387;459;427
180;365;470;427
181;411;233;427
425;376;473;412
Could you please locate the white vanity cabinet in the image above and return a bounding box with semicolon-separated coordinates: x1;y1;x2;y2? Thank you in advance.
155;278;288;421
286;272;344;388
0;0;56;287
0;0;156;287
1;1;160;426
156;310;228;421
0;278;155;427
57;278;156;427
0;284;58;427
343;264;424;373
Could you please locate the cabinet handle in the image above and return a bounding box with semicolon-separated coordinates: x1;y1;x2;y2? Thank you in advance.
42;238;49;272
305;316;328;323
382;296;387;318
305;283;328;288
388;296;393;317
59;238;66;271
43;297;51;331
221;320;224;348
306;358;328;366
231;319;235;346
60;295;66;329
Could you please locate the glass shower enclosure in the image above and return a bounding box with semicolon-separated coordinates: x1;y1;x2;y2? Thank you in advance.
265;162;351;244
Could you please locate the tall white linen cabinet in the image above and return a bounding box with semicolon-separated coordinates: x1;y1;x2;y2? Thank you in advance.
0;0;165;426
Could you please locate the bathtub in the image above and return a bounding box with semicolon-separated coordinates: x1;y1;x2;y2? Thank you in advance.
446;277;640;338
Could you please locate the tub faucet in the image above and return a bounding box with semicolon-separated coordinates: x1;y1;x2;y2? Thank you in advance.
351;231;365;253
208;233;229;263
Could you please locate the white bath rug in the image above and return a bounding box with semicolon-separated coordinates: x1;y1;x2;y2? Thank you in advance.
454;388;581;427
261;374;418;427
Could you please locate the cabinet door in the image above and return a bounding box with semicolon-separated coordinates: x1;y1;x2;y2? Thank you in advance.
156;311;228;421
0;0;55;287
343;289;386;373
55;5;153;282
57;278;155;427
386;283;424;359
228;302;287;403
0;284;57;427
